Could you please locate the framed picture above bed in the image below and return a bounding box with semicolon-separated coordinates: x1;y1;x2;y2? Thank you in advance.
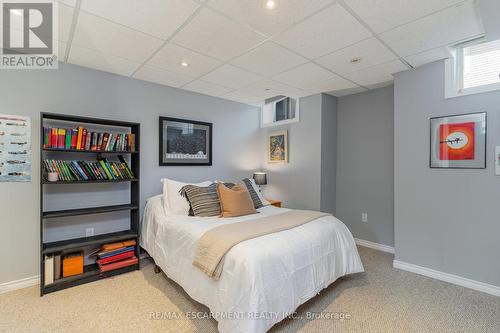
159;117;212;166
430;112;486;169
268;130;288;163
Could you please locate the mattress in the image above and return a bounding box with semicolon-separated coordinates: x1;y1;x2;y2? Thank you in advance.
141;195;364;333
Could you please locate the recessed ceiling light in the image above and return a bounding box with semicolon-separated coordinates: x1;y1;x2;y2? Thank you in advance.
265;0;276;9
350;57;363;64
180;61;189;67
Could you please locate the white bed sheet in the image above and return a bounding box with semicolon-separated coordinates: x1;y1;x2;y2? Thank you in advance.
141;195;364;333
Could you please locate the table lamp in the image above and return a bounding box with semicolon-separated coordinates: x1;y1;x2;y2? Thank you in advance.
253;172;267;193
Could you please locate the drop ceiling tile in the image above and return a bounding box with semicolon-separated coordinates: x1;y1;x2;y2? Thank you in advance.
148;43;222;77
273;3;372;59
404;47;452;68
273;62;335;90
80;0;199;40
344;60;408;86
32;3;73;42
326;86;368;97
72;12;163;63
182;80;233;96
172;8;266;61
200;64;263;89
68;44;142;77
58;3;75;42
230;42;308;76
308;76;360;94
133;65;194;87
316;37;397;75
209;0;335;36
238;79;311;100
220;91;263;105
342;0;464;33
379;1;484;57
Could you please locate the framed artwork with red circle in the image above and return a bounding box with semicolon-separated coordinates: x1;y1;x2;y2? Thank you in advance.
430;112;486;169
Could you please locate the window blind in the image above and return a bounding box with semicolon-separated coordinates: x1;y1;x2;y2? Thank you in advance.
463;39;500;89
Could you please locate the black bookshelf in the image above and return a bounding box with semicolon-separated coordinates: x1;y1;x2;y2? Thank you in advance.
40;113;140;296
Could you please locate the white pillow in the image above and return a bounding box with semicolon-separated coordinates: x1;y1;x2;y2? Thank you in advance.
248;178;270;206
161;178;212;215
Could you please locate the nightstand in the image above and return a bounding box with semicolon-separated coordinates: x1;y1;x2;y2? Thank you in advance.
267;199;282;208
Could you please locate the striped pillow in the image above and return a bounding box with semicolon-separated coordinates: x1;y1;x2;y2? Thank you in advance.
180;183;221;217
242;178;264;209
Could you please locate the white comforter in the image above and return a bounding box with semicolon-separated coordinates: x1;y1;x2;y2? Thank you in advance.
141;195;364;333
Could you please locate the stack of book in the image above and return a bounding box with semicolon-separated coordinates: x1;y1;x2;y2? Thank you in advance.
96;240;138;273
42;126;136;152
44;253;62;286
43;156;135;182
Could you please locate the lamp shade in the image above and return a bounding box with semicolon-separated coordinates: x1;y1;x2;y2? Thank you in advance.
253;172;267;185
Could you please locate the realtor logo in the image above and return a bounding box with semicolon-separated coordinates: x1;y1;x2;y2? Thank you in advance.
1;0;58;69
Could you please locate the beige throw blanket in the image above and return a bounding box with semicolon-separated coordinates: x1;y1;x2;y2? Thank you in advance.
193;210;330;280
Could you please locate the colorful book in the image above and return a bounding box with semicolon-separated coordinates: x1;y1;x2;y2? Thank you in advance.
85;131;92;150
98;246;135;259
97;133;104;150
57;128;65;148
101;240;136;251
71;129;78;149
91;132;98;151
76;127;83;150
97;251;134;265
129;134;135;152
101;133;109;151
98;256;138;272
44;255;54;286
65;130;71;149
81;129;87;150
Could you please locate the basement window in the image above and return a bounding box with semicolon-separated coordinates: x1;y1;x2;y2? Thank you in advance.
261;96;300;128
446;38;500;98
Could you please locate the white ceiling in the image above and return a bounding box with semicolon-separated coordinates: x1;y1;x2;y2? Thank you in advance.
57;0;485;105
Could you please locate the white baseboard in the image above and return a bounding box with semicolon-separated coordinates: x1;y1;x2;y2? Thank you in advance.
0;275;40;294
355;238;395;254
393;260;500;297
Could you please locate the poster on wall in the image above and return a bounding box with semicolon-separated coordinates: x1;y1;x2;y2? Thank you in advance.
268;130;288;164
0;114;31;182
430;112;486;169
159;117;212;166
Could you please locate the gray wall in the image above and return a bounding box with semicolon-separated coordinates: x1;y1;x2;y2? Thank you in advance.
394;61;500;287
336;86;395;246
0;62;261;285
261;94;323;210
320;94;338;214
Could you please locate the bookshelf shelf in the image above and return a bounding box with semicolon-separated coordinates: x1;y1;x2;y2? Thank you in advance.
43;264;138;294
43;148;138;154
43;204;139;219
42;178;139;184
40;113;140;296
42;230;139;254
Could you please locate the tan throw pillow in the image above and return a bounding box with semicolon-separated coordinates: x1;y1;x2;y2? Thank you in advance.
217;183;257;217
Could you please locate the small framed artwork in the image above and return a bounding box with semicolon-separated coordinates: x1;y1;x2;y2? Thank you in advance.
0;114;31;182
430;112;486;169
159;117;212;166
268;130;288;163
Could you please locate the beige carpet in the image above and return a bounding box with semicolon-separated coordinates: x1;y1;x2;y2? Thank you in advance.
1;247;499;333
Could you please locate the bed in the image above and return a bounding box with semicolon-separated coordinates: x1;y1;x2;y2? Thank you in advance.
141;195;364;333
